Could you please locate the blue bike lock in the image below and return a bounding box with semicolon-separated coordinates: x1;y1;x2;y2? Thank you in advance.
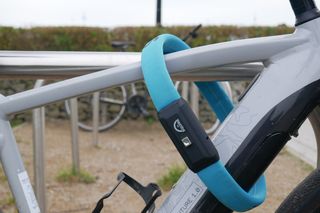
141;34;266;212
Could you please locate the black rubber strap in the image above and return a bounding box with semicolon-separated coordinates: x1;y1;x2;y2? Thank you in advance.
92;172;161;213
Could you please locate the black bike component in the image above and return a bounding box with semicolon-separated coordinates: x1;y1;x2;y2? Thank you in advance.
127;94;149;118
92;172;161;213
192;191;231;213
111;41;135;51
156;0;162;26
226;81;320;190
158;98;219;173
276;168;320;213
290;0;320;25
182;24;202;42
238;73;260;102
192;79;320;212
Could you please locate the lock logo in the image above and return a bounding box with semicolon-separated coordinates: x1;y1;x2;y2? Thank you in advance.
173;119;185;133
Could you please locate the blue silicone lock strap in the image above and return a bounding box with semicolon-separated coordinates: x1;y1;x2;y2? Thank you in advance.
141;34;266;212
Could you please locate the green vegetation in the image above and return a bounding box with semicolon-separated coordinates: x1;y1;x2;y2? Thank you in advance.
0;168;7;182
145;116;156;125
0;165;6;182
56;167;96;184
157;164;186;191
10;118;25;128
0;25;294;123
0;194;15;207
0;25;293;52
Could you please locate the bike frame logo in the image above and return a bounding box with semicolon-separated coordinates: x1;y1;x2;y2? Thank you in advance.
173;118;186;133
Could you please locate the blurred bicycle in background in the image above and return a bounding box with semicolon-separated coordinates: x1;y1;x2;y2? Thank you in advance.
65;24;233;134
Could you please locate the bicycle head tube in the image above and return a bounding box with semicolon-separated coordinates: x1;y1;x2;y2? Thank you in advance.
141;34;267;212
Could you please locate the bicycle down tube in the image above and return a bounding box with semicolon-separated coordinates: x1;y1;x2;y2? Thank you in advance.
160;3;320;213
0;16;315;213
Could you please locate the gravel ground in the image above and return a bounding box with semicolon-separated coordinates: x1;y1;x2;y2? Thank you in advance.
0;120;314;212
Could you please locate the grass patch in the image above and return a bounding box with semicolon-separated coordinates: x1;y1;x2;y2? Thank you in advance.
145;116;156;125
0;165;7;182
56;167;96;184
0;170;7;182
157;164;186;191
10;119;24;128
0;194;15;207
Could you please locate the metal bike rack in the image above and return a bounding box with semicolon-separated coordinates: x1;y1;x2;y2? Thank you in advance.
69;98;80;172
0;50;319;211
32;80;81;212
309;106;320;168
0;51;261;80
92;92;100;146
32;80;46;213
190;84;199;117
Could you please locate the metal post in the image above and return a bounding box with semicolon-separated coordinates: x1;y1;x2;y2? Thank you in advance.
309;106;320;168
101;103;107;125
156;0;162;27
32;107;46;212
190;83;199;117
69;98;80;173
32;80;46;212
181;81;189;100
92;92;100;146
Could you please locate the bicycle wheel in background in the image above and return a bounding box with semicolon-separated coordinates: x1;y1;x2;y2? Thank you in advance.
126;82;150;119
277;108;320;213
276;168;320;213
174;81;233;135
65;86;127;131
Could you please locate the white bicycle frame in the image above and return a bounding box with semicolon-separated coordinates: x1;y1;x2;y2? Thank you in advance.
0;18;320;212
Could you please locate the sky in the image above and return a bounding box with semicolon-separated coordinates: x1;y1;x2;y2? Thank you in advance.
1;0;320;28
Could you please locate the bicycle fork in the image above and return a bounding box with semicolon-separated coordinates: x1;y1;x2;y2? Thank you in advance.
0;95;40;213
